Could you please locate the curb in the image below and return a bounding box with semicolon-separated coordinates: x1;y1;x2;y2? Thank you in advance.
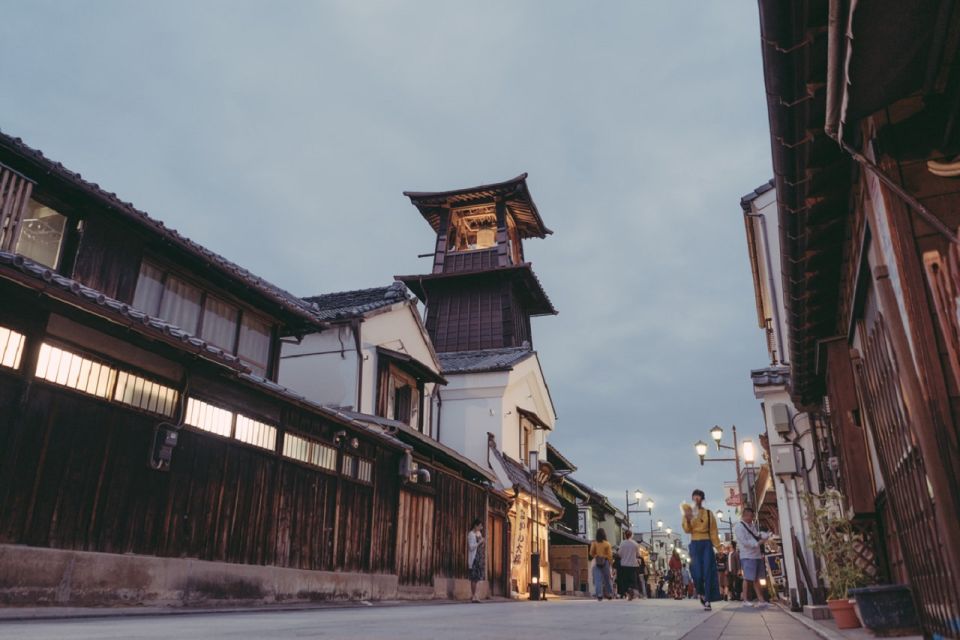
0;597;519;623
775;603;845;640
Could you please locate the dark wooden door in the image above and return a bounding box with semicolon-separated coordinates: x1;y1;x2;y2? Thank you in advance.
396;489;434;586
487;513;506;596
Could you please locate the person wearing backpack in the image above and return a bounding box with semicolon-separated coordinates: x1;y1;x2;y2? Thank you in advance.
589;527;614;601
682;489;723;611
734;506;771;608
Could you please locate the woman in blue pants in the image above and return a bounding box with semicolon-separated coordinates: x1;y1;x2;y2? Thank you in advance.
682;489;722;610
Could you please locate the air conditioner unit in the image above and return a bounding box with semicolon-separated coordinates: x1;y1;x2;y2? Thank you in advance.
772;403;791;436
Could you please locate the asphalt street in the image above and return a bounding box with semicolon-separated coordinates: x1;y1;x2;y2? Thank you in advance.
0;599;824;640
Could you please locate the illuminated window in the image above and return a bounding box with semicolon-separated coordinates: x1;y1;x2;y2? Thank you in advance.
447;206;498;252
0;326;26;369
184;397;233;437
282;433;336;471
16;200;67;269
357;459;373;483
235;414;277;451
114;371;178;417
35;343;116;399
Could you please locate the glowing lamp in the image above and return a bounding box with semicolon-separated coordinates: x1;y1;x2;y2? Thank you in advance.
695;440;709;457
710;425;724;443
716;510;725;520
646;499;655;511
742;440;756;465
635;490;643;502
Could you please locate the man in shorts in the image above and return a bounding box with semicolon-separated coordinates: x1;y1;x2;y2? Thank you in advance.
734;507;771;607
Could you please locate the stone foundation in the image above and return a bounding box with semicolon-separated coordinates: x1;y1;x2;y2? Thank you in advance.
0;544;398;607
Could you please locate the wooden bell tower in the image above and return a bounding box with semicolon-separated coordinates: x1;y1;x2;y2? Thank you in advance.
395;174;556;353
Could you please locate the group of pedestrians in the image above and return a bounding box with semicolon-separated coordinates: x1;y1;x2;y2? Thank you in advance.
588;528;653;600
681;489;772;611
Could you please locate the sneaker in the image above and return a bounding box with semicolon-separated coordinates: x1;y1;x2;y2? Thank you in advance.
704;602;712;611
756;602;769;609
745;601;756;608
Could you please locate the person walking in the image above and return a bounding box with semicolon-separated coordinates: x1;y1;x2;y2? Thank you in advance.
468;518;485;602
589;528;614;601
682;564;694;598
734;506;771;607
716;545;729;600
682;489;722;610
617;529;641;600
638;554;649;598
727;541;742;602
668;550;685;599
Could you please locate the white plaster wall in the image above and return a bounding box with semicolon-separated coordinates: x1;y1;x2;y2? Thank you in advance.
749;188;792;364
278;302;443;434
278;326;359;409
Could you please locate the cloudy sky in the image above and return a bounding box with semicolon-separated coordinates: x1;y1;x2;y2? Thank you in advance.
2;1;772;535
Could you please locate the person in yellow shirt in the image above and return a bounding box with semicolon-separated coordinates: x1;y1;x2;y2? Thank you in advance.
588;528;614;601
681;488;722;611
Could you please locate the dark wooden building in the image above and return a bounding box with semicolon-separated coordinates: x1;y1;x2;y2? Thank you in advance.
758;2;960;636
0;132;503;605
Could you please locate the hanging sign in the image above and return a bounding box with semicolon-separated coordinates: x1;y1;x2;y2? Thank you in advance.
724;481;741;507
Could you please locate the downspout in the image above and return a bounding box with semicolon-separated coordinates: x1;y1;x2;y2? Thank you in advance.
745;211;790;366
434;386;442;442
351;318;364;412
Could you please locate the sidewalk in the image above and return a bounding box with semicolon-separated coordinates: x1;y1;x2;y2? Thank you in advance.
682;603;822;639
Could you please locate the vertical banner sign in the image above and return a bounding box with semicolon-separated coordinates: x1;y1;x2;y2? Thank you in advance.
512;503;529;567
724;481;741;507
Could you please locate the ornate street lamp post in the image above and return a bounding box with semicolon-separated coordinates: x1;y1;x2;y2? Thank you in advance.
693;425;757;508
625;489;655;541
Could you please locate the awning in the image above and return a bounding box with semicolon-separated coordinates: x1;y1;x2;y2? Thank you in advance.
376;346;446;385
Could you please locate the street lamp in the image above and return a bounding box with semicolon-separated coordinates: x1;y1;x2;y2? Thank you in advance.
716;509;735;540
693;424;754;507
626;490;655;541
742;440;756;465
528;450;543;601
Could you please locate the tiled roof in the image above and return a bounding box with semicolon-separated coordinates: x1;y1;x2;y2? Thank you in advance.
491;448;562;510
336;410;495;483
303;282;409;321
739;179;776;210
0;249;408;451
438;346;534;374
751;366;791;387
0;131;323;327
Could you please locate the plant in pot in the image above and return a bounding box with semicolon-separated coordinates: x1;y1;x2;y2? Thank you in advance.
803;490;869;629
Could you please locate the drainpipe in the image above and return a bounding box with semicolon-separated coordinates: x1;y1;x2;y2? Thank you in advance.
351;318;364;412
745;211;790;366
434;386;443;442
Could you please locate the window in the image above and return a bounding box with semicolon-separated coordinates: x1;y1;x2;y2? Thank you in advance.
35;343;117;399
447;206;498;252
16;200;67;268
114;370;178;417
357;459;373;483
282;433;337;471
133;260;274;377
237;315;271;376
378;363;420;429
342;454;356;477
235;414;277;451
184;397;233;437
158;276;203;334
0;326;26;369
201;296;239;352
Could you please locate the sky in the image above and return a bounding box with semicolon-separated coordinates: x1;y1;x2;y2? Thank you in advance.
1;1;773;537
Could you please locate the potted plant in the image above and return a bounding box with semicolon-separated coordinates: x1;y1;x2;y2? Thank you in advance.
803;490;869;629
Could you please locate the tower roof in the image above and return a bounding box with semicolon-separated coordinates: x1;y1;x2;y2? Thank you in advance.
403;173;552;239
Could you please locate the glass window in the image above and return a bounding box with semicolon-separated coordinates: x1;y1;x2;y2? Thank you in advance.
35;343;117;399
201;296;239;352
238;314;271;376
282;433;337;471
16;200;67;269
0;326;26;369
184;397;233;437
132;261;165;316
159;276;202;334
235;414;277;451
114;371;178;417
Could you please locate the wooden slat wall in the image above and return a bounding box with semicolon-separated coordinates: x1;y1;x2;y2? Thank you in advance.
71;216;144;302
0;382;402;574
426;280;515;352
396;489;435;586
0;165;34;252
432;471;486;579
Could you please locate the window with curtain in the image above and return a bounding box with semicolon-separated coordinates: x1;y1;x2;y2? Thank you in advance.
16;200;68;269
132;260;275;377
238;315;271;376
158;276;202;334
132;261;165;316
201;296;239;351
